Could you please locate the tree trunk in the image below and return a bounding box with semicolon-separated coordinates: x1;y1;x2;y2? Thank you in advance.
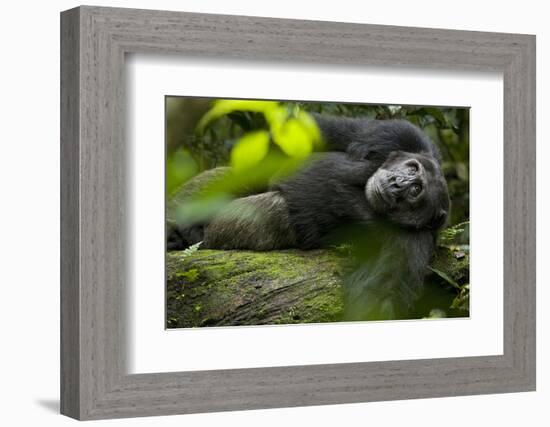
166;242;469;328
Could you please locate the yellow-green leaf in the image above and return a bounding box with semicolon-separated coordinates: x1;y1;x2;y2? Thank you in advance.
295;110;323;149
197;100;279;134
264;106;289;133
230;130;270;171
272;118;313;158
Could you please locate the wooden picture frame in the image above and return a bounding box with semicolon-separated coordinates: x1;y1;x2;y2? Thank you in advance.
60;5;536;420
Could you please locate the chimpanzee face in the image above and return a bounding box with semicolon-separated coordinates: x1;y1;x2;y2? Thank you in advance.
365;151;450;230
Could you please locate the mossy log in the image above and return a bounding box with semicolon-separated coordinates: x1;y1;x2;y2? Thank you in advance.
166;244;469;328
167;249;344;328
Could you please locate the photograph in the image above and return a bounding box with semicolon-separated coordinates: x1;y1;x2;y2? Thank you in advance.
165;97;470;328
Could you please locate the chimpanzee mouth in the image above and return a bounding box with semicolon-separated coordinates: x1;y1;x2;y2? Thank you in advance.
366;178;393;209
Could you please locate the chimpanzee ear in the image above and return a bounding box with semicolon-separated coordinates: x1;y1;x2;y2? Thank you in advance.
431;209;448;230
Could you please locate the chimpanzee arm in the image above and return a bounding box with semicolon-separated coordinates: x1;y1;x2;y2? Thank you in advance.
312;113;441;163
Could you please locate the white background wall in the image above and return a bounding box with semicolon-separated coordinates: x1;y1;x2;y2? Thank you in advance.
0;0;546;425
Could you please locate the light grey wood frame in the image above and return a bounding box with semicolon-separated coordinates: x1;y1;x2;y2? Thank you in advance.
60;5;536;420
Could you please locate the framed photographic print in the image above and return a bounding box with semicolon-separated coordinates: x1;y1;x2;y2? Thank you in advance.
61;5;536;420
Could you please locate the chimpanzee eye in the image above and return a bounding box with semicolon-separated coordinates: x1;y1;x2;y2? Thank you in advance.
409;183;422;197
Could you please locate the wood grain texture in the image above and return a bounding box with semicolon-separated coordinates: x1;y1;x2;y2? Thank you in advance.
60;7;81;419
60;5;536;420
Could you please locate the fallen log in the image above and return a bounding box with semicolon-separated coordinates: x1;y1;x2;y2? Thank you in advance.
166;239;469;328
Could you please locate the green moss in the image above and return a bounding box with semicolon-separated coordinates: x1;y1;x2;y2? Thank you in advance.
166;249;344;328
175;268;199;282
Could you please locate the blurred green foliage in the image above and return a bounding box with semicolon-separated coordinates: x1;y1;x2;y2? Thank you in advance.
166;97;470;317
167;98;324;225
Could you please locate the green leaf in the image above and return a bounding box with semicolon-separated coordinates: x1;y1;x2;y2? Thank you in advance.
387;105;402;116
456;162;469;181
422;107;450;127
438;221;469;244
230;130;270;171
179;242;202;259
197;100;279;134
295;110;323;149
272;118;314;158
428;266;460;289
264;106;289;132
450;284;470;311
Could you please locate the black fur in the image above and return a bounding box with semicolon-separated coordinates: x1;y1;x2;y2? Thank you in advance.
312;113;441;163
270;152;378;249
